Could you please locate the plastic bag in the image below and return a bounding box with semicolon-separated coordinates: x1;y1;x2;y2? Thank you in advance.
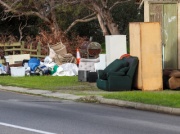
28;58;40;71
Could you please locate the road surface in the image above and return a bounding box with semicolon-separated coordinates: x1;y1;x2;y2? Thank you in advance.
0;90;179;134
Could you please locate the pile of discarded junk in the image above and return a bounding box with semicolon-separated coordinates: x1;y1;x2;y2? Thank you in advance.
0;41;78;76
0;41;103;78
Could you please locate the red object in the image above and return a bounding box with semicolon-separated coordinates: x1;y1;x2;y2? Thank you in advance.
120;54;131;59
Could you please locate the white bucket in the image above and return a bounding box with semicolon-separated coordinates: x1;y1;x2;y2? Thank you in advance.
10;67;25;77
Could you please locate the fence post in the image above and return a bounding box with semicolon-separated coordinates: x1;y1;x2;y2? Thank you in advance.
21;41;24;54
12;43;15;55
37;42;41;56
4;43;8;56
30;43;32;56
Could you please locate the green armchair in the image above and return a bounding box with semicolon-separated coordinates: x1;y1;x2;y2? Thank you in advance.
96;56;138;91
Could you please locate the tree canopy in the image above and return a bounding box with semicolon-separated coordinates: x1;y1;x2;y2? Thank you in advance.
0;0;143;44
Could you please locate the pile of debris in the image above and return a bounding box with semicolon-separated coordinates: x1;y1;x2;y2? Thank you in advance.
0;41;78;76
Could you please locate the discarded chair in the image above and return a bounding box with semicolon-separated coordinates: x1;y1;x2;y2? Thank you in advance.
96;56;138;91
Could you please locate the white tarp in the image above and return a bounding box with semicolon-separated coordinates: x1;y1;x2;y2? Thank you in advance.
52;63;78;76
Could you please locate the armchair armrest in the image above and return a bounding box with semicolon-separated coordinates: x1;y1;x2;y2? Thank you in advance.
97;70;107;79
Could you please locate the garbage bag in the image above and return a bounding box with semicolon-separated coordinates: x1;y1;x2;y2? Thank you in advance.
53;63;78;76
28;58;40;71
44;56;53;65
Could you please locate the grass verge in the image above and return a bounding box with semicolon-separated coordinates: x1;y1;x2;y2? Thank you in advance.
0;76;180;108
0;76;98;92
102;90;180;108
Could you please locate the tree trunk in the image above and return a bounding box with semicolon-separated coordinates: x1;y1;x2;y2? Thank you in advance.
49;0;60;37
102;9;120;35
91;1;120;35
106;22;120;35
97;14;109;35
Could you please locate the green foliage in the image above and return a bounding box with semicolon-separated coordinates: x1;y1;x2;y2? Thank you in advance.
100;42;106;53
0;0;144;46
57;3;91;30
60;0;144;45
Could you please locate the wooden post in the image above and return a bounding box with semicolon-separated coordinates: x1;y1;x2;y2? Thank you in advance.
37;42;41;56
144;0;149;22
21;41;24;54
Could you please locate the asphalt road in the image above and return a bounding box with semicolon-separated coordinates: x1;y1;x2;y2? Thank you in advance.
0;90;180;134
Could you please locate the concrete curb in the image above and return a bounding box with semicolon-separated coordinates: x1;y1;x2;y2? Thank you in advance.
0;85;82;100
93;96;180;115
0;85;180;115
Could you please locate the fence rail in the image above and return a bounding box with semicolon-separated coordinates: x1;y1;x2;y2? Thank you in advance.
0;42;47;59
0;42;47;64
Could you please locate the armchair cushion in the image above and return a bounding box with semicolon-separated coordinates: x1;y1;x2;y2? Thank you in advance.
107;66;129;77
98;60;129;80
98;59;129;80
119;66;129;74
104;59;129;73
107;71;125;77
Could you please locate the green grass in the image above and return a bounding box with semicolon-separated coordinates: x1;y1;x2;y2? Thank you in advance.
0;76;93;91
102;91;180;108
0;76;180;108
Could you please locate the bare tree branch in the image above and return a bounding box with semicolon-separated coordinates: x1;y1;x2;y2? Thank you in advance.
0;0;137;36
82;13;96;20
110;0;132;11
65;15;97;34
19;19;27;42
0;0;51;23
63;0;122;35
97;13;109;35
10;0;22;8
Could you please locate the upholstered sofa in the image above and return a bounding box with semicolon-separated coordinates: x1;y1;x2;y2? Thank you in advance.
96;56;138;91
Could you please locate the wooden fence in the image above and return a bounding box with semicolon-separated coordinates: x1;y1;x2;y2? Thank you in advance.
0;42;47;58
0;42;47;64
